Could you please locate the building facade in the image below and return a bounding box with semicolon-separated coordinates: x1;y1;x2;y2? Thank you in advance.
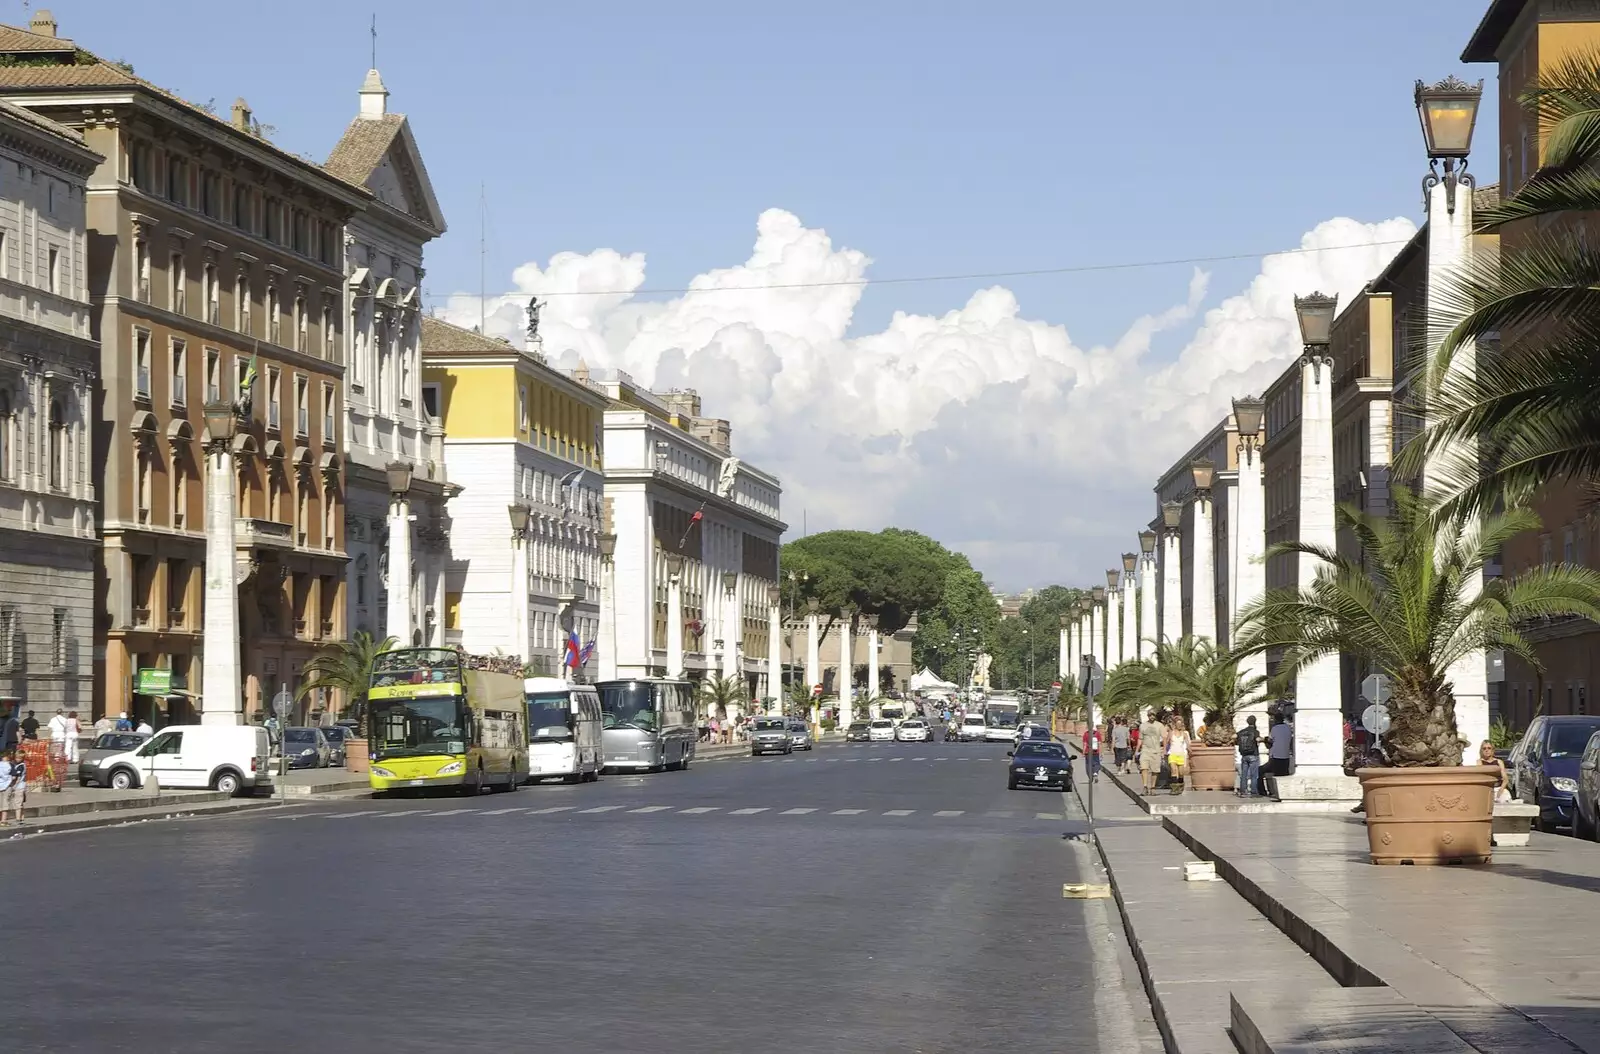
1154;417;1232;648
0;97;101;717
0;13;369;722
421;317;608;673
600;375;784;703
324;69;451;649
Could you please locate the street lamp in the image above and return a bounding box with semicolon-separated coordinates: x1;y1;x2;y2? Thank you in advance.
1415;75;1482;214
1161;500;1182;531
598;533;616;559
721;571;738;593
1121;552;1137;574
1293;292;1338;351
664;551;684;577
1189;458;1215;495
507;503;530;536
1139;529;1157;557
386;461;413;497
807;597;820;615
1232;395;1265;442
1091;585;1106;604
767;584;782;606
203;400;238;447
1105;568;1120;590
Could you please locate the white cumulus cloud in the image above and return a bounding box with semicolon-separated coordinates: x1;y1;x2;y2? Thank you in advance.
439;208;1416;589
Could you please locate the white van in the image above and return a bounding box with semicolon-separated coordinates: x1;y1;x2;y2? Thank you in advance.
959;714;989;742
523;676;603;783
96;724;272;796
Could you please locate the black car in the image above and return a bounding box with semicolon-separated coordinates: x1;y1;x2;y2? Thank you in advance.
844;721;872;742
1008;741;1072;791
78;731;151;787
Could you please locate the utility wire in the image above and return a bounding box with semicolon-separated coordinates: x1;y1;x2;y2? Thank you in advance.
420;237;1415;301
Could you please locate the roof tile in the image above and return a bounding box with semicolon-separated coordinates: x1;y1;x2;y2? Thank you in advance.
0;24;77;52
0;63;135;88
420;315;520;356
324;114;404;186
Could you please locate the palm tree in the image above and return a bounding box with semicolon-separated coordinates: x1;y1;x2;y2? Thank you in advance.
1095;658;1156;723
1232;489;1600;766
698;674;745;723
1406;51;1600;513
296;631;397;733
1091;641;1262;744
783;678;814;717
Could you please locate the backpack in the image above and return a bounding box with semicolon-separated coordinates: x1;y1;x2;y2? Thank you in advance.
1237;726;1260;756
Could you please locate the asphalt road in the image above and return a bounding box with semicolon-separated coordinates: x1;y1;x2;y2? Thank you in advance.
2;738;1163;1054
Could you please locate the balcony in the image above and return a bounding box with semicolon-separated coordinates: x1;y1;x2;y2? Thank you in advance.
167;608;186;630
132;606;152;627
320;618;335;638
236;517;294;549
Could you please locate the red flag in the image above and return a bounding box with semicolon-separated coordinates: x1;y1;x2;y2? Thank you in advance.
690;509;703;523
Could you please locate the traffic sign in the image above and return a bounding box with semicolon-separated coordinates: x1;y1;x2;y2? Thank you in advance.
1361;704;1391;736
272;686;293;719
1360;673;1391;706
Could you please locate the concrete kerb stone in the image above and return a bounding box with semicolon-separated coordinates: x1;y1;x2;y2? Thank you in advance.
2;798;282;840
1231;989;1475;1054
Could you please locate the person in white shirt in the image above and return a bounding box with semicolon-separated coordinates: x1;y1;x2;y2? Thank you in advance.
63;710;82;763
46;709;68;750
135;719;154;735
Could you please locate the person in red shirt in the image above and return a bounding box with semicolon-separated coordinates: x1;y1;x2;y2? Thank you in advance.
1082;725;1102;782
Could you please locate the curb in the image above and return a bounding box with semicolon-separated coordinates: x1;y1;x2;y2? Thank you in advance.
2;799;285;841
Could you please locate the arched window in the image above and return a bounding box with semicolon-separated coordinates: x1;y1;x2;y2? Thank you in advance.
0;388;11;481
48;399;65;491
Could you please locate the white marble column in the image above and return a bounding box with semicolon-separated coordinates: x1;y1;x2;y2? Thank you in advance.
805;603;821;694
766;588;782;715
838;609;854;726
1232;402;1268;728
598;541;619;682
1074;614;1087;685
202;432;241;725
429;543;448;647
385;477;413;646
1059;615;1071;682
1104;572;1122;670
1120;558;1137;663
721;578;740;682
1139;537;1157;661
509;515;530;662
665;558;684;679
1090;599;1105;671
1423;177;1489;759
866;617;881;702
1190;483;1217;645
1286;303;1348;793
1160;504;1183;651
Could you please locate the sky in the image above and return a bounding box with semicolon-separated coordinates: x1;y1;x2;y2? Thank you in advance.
47;0;1502;589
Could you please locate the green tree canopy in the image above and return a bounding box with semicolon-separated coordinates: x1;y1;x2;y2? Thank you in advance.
782;529;948;635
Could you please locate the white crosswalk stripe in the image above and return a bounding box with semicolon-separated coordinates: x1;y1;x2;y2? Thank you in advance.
1035;812;1064;820
480;807;527;815
888;758;904;763
831;809;865;815
320;811;376;819
780;808;816;815
933;810;964;817
883;809;915;816
527;806;576;815
578;805;626;814
912;757;926;761
374;810;431;817
425;809;475;817
629;806;674;813
679;807;720;814
730;807;768;815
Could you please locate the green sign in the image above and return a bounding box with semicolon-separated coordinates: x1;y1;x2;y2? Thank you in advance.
135;668;172;695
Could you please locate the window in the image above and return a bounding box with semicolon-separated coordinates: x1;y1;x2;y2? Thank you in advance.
134;329;151;400
399;328;412;406
169;251;186;314
295;294;307;352
266;366;281;431
266;285;279;344
295;374;309;437
135;239;150;303
235;273;250;332
233;356;249;404
1564;528;1576;565
292;210;307;254
421;383;440;420
518;385;529;433
204;350;220;407
47;245;59;293
131;142;153;192
135;447;150;523
51;608;67;669
0;229;7;279
201;172;220;219
170;340;187;408
322;304;334;359
296;477;310;546
172;463;186;530
166;155;186;206
322;490;337;550
264;198;281;243
46;180;56;216
234;184;251;231
167;559;188;625
0;605;15;669
322;381;335;441
0;388;9;480
204;263;219;325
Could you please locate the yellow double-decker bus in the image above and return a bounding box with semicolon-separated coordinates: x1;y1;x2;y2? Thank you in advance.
367;647;528;796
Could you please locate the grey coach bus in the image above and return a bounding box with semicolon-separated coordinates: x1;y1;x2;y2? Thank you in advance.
595;678;698;772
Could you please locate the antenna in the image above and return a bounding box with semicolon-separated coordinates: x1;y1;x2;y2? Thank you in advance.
478;183;486;333
370;14;377;69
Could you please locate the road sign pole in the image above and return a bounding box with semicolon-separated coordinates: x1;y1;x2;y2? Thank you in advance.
272;683;293;803
1080;654;1096;828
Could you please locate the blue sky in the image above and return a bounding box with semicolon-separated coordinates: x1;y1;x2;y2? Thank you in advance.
45;0;1502;587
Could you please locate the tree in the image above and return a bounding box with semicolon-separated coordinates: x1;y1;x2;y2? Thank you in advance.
1232;489;1600;766
296;631;397;733
1406;52;1600;514
1137;638;1265;746
698;674;745;722
989;586;1087;690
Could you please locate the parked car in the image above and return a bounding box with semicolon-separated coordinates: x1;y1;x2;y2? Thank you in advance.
1513;715;1600;831
320;725;350;767
1576;731;1600;841
96;725;272;796
78;731;151;787
787;718;816;752
1008;741;1073;791
281;727;331;770
844;721;872;743
895;719;932;742
868;719;896;742
750;716;795;756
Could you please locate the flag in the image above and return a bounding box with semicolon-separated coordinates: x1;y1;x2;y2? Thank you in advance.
238;352;259;415
579;639;596;665
677;502;707;551
564;631;581;670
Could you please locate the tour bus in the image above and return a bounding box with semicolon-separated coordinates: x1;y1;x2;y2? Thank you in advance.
367;647;529;795
878;699;908;724
984;697;1022;742
594;677;698;772
524;675;603;783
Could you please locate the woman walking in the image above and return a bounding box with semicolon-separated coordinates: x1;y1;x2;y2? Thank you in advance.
1165;716;1190;795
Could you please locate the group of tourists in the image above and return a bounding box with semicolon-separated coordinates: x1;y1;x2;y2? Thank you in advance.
1075;707;1296;797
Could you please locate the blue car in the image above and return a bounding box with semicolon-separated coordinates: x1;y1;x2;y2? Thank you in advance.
1513;715;1600;831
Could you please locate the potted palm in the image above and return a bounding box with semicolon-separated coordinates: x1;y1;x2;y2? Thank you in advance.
296;631;396;773
698;674;745;726
1144;638;1264;791
1233;490;1600;864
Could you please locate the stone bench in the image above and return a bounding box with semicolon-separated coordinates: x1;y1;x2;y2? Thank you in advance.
1491;801;1539;848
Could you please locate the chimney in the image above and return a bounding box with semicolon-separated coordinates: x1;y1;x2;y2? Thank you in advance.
29;10;57;37
690;417;732;453
231;98;253;133
358;69;389;120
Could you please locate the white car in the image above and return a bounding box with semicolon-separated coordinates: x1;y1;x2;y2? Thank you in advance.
868;719;897;742
895;719;931;742
959;715;988;742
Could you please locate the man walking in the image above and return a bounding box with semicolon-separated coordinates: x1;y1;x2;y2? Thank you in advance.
1081;724;1102;783
1265;712;1294;801
20;709;39;740
1;705;20;753
1236;715;1262;798
1111;717;1131;774
1138;712;1165;795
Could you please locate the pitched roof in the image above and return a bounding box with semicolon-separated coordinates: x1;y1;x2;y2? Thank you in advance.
420;315;520;357
324;113;405;185
0;97;86;148
0;23;77;53
0;62;135;88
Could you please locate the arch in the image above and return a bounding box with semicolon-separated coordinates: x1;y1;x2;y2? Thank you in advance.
128;408;158;437
166;418;194;443
375;277;399;304
291;445;311;469
263;438;285;462
399;286;419;309
318;451;341;482
347;266;372;293
230;432;258;457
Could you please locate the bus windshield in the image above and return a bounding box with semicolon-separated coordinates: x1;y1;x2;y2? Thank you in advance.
527;693;574;740
370;696;467;758
987;709;1020;729
599;682;658;732
371;647;462;689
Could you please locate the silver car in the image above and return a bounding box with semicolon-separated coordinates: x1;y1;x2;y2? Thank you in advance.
788;718;816;751
750;716;794;756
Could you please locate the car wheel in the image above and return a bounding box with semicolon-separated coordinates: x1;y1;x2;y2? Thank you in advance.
214;770;242;796
110;768;137;791
1575;805;1596;841
78;779;90;788
1007;779;1018;790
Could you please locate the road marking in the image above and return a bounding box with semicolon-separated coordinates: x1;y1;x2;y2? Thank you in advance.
629;806;674;813
912;757;926;761
578;805;626;814
426;808;474;816
933;810;964;817
374;810;430;817
527;806;576;815
866;758;883;763
1036;812;1065;820
831;809;865;815
730;807;768;815
679;807;720;814
480;807;527;815
986;810;1015;818
889;758;904;763
780;808;816;815
883;809;915;816
320;811;375;819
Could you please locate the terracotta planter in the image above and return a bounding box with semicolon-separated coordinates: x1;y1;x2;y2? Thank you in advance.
1357;766;1497;866
1186;745;1236;791
345;737;371;775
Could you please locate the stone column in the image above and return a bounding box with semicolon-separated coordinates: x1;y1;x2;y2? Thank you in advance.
1283;294;1351;797
1090;599;1105;671
1059;614;1071;682
838;608;855;727
1160;502;1183;651
665;555;684;679
805;601;821;695
509;506;530;661
1104;570;1121;670
1423;174;1489;757
866;614;881;702
598;537;619;681
1120;556;1137;662
201;420;241;725
1139;532;1157;660
766;587;783;715
721;575;740;683
384;464;413;646
1189;469;1217;646
1232;398;1268;728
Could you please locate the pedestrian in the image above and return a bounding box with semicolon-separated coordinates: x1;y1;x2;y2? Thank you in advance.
1081;723;1102;783
0;747;26;827
1165;716;1190;795
1236;716;1262;798
1111;717;1131;774
1479;741;1512;803
115;711;134;732
1;706;19;752
709;715;721;745
93;713;113;737
64;711;82;764
135;717;153;735
1138;711;1165;795
1264;712;1293;800
20;709;39;740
